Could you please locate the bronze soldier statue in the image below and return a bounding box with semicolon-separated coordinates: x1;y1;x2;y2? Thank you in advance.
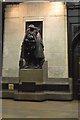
19;24;45;69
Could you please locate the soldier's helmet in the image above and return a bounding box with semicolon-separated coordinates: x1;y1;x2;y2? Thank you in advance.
28;24;35;29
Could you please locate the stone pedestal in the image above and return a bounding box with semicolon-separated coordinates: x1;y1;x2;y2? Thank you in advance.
19;69;43;84
19;61;48;84
14;62;48;101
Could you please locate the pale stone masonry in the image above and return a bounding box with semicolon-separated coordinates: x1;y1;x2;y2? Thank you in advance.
2;2;68;78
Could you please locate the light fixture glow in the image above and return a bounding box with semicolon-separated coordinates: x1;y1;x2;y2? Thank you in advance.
49;2;65;16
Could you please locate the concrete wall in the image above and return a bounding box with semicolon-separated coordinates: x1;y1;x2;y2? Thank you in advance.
2;2;68;78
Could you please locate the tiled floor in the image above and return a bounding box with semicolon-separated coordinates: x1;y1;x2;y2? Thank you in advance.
1;99;79;118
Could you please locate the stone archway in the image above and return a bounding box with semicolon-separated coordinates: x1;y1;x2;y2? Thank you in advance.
72;32;80;99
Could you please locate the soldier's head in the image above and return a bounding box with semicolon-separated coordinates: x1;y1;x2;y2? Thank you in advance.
28;24;35;31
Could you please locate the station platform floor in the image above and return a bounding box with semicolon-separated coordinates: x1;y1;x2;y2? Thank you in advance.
1;99;79;119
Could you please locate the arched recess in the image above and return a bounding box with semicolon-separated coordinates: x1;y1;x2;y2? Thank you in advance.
72;32;80;99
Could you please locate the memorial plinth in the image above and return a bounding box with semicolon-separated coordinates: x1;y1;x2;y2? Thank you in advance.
19;69;43;84
14;62;48;101
14;69;45;101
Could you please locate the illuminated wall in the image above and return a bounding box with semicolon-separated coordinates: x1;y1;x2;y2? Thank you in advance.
2;2;68;78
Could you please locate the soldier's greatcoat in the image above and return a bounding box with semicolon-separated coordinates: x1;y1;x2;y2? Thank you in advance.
34;32;44;59
20;29;44;61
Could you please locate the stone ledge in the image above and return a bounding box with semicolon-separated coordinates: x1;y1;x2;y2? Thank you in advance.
46;91;73;100
14;91;46;101
1;90;73;101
